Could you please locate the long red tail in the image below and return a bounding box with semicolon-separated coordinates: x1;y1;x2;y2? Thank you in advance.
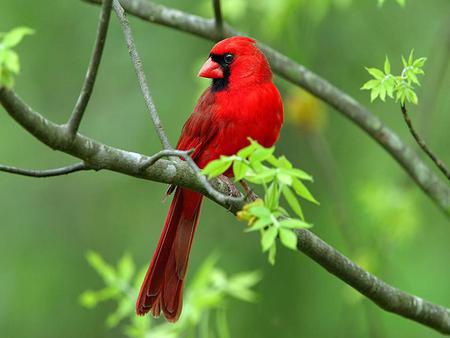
136;188;203;322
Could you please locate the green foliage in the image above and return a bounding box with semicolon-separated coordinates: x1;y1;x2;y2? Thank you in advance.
0;27;34;88
202;139;316;264
80;252;261;338
361;50;427;105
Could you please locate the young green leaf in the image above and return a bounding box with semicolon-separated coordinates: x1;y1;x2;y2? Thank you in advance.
261;226;278;252
279;228;298;250
268;242;277;265
282;186;304;220
2;27;34;48
292;178;319;204
279;218;312;229
202;157;233;178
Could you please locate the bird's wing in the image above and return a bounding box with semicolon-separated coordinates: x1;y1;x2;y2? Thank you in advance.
176;88;218;163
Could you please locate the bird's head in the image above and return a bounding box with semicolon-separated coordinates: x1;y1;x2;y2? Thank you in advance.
198;36;272;91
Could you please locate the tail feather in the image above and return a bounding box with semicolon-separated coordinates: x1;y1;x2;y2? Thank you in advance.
136;188;203;322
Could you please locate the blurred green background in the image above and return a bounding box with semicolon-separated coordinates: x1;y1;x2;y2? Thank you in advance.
1;0;449;337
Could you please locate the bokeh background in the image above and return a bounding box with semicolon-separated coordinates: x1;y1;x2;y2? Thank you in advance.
1;0;449;337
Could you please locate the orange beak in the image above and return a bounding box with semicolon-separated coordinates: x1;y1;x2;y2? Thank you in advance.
198;57;223;78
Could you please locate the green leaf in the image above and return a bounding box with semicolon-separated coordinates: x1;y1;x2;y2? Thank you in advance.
406;69;420;85
279;218;312;229
282;168;313;181
274;156;292;169
408;49;414;65
264;182;279;210
384;55;391;74
361;79;379;90
2;27;34;48
249;146;274;164
405;88;418;104
245;217;273;232
233;159;249;181
246;168;276;184
202;157;233;177
261;226;278;252
365;67;385;80
85;251;117;286
248;205;271;218
268;242;276;265
370;85;381;102
277;171;292;185
292;178;319;204
3;50;19;74
282;186;304;220
117;253;135;283
279;228;298;250
237;142;257;158
413;57;427;68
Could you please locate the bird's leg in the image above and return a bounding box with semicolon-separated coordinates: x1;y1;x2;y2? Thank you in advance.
240;180;259;202
218;175;241;198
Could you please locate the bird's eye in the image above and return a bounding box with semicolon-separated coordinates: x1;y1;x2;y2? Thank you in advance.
223;53;234;64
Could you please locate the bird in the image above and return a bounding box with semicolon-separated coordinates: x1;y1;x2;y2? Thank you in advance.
136;36;284;322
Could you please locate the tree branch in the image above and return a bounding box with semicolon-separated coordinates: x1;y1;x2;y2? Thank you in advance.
66;0;113;138
112;0;172;150
212;0;224;37
1;87;449;334
401;104;450;180
82;0;450;216
0;162;90;177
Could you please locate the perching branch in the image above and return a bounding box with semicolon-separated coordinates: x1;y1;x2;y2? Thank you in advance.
113;0;172;150
212;0;224;37
401;104;450;180
1;87;450;335
0;162;90;177
66;0;113;138
83;0;450;216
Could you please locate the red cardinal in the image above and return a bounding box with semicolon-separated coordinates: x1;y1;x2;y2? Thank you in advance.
136;36;283;321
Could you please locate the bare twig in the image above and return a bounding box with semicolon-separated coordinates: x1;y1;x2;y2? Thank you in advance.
82;0;450;216
66;0;113;138
112;0;172;150
401;104;450;180
212;0;224;37
0;162;90;177
1;88;450;334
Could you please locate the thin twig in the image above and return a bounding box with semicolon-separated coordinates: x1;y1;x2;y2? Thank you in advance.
1;88;450;334
82;0;450;217
401;104;449;180
212;0;224;37
140;148;244;205
0;162;89;177
66;0;113;138
113;0;172;150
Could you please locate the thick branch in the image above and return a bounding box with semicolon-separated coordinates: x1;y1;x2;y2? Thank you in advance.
1;87;449;334
66;0;113;137
83;0;450;216
401;104;449;180
0;162;89;177
112;0;172;150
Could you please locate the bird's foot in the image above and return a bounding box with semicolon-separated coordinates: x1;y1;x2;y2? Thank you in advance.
218;175;241;198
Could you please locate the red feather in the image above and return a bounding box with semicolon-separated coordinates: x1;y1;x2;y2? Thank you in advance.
136;36;283;321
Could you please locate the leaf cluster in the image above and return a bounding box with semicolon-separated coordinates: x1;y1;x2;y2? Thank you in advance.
0;27;34;88
202;139;317;264
80;252;261;338
361;50;426;105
